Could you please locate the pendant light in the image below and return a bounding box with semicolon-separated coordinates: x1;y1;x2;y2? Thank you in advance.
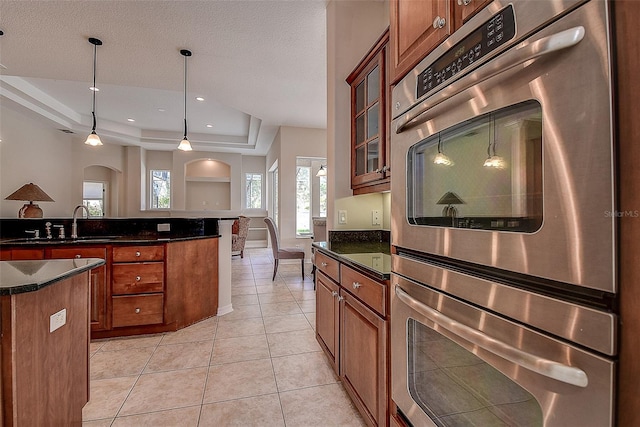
433;134;453;166
483;113;506;169
85;37;103;146
316;165;327;177
177;49;193;151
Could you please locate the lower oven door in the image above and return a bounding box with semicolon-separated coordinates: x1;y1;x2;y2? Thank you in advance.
391;274;615;427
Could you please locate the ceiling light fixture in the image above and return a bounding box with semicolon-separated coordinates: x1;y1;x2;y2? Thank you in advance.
177;49;193;151
127;118;135;122
316;165;327;177
85;37;103;146
196;97;205;101
483;113;506;169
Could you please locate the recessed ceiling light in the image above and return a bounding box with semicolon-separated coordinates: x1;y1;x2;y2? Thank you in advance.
127;118;135;122
89;86;99;92
158;108;166;112
206;124;213;128
195;97;205;101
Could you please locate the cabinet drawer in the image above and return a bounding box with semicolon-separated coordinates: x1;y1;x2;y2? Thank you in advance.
315;251;340;283
112;294;163;327
341;265;386;316
112;263;164;294
49;247;107;259
113;245;164;262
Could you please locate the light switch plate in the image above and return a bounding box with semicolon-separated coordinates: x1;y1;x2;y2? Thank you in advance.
339;210;347;224
157;223;171;232
50;309;66;333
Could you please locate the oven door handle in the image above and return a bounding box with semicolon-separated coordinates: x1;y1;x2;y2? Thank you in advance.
395;285;589;387
395;26;586;134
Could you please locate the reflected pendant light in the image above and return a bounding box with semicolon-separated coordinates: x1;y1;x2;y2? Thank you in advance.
177;49;193;151
483;113;506;169
433;134;453;166
85;37;103;146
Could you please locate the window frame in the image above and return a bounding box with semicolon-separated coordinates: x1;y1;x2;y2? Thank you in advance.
245;172;264;210
150;169;171;210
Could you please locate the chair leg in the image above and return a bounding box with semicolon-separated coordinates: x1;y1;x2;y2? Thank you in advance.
272;259;279;281
301;258;305;280
240;250;244;259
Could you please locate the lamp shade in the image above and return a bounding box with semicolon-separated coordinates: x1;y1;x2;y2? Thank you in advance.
4;183;54;218
316;165;327;177
436;191;465;205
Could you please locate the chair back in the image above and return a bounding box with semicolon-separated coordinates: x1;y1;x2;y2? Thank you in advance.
236;216;251;238
264;217;280;259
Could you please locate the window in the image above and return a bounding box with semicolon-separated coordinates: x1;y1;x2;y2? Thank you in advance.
83;181;105;217
296;165;312;235
151;170;171;209
245;173;263;209
296;157;327;236
272;167;279;225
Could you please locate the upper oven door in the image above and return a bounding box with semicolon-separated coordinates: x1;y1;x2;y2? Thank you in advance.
390;0;616;293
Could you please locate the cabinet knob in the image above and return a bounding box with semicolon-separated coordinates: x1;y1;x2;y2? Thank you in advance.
136;276;141;282
75;254;81;259
135;251;141;257
433;16;446;29
321;262;328;267
135;308;141;314
352;282;362;289
457;0;472;5
331;291;338;297
337;296;345;302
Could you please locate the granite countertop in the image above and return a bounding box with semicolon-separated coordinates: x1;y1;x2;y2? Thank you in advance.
0;234;220;246
313;241;391;280
0;258;105;295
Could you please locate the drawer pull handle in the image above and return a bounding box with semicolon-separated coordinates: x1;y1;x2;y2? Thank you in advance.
135;308;141;314
352;282;361;289
321;262;328;267
457;0;472;5
136;276;141;281
75;254;81;259
135;251;141;257
331;291;338;297
337;296;344;302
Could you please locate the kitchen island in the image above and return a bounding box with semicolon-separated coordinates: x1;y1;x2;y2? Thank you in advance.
0;258;104;426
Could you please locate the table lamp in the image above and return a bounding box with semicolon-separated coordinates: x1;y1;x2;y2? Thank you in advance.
4;183;55;218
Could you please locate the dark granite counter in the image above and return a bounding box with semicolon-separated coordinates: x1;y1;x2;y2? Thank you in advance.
0;234;219;247
313;232;391;280
0;258;105;295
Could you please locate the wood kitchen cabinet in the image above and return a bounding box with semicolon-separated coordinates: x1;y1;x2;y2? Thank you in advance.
316;271;340;373
314;251;390;426
48;246;109;332
111;245;164;329
347;29;391;195
390;0;492;83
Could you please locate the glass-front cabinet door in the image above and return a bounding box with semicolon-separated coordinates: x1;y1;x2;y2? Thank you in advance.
347;30;390;193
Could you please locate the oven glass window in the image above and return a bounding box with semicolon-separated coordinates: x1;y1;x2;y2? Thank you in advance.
407;100;542;232
408;318;543;426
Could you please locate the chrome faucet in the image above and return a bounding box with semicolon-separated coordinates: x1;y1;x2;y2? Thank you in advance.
71;205;90;239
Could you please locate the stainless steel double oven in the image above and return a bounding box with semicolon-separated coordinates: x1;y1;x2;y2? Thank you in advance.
390;1;617;425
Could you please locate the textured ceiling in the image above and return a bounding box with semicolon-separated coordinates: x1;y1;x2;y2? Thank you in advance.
0;0;328;154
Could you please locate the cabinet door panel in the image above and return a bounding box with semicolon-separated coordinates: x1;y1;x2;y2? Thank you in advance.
390;0;451;83
315;271;340;373
11;248;45;260
48;246;109;332
340;291;388;426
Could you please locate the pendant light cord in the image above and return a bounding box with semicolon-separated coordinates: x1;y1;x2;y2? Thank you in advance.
183;53;188;139
91;42;97;131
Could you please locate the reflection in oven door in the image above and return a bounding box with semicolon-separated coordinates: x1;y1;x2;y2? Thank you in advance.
391;274;615;427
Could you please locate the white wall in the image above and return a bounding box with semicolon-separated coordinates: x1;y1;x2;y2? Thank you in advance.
0;104;127;218
266;126;327;259
326;0;389;231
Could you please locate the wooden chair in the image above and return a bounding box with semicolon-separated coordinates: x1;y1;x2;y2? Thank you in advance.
231;216;251;258
264;217;305;280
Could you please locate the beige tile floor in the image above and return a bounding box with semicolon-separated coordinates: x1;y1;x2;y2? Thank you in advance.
83;248;365;426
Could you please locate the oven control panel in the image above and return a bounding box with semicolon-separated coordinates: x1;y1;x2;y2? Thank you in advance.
417;5;516;99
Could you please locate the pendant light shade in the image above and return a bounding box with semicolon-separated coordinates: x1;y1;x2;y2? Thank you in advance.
316;165;327;177
85;37;103;146
178;49;193;151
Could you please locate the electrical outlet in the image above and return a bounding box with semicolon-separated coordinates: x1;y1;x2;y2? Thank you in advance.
157;223;171;232
372;210;380;225
50;309;67;333
339;210;347;224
